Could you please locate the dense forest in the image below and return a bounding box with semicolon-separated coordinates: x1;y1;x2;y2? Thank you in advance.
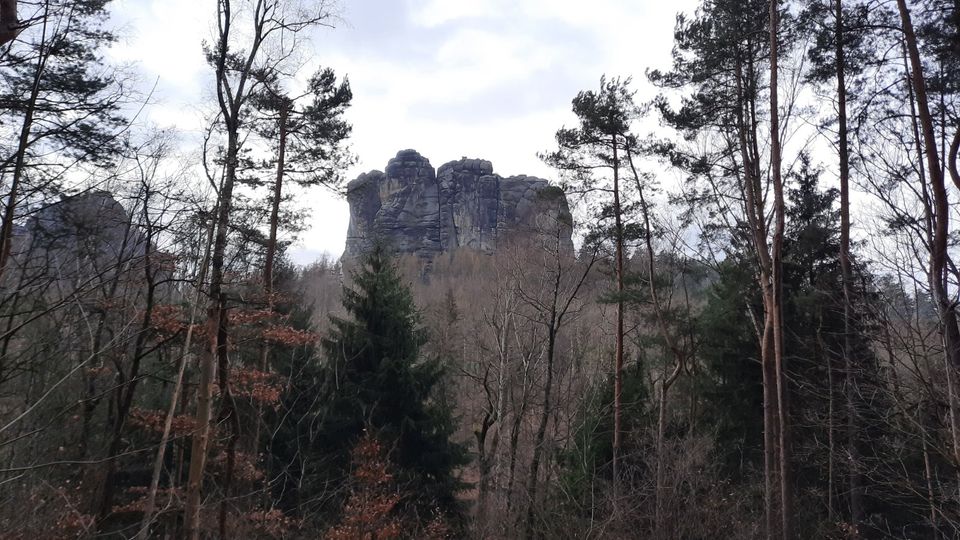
1;0;959;538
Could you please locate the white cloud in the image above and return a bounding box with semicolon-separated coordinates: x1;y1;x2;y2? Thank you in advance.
406;0;507;27
108;0;211;95
104;0;700;264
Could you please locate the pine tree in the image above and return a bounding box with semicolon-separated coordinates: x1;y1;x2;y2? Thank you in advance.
248;66;354;298
541;76;638;488
648;0;797;532
800;1;881;526
0;0;127;283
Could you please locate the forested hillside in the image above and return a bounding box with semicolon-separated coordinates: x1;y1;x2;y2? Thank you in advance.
0;0;959;538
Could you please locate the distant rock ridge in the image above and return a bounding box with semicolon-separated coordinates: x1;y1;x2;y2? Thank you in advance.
343;149;573;260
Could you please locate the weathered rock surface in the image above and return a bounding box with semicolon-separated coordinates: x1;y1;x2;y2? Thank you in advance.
26;191;138;256
344;149;573;260
5;191;153;293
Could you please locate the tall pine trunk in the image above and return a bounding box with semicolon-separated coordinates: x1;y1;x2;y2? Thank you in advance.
833;0;863;527
733;50;781;539
896;0;960;487
769;1;793;536
252;99;287;462
0;0;48;283
264;105;286;312
611;133;625;496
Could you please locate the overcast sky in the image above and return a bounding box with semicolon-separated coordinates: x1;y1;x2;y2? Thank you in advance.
106;0;698;264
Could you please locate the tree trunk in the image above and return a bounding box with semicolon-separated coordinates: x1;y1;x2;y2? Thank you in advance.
655;380;670;538
761;322;779;539
896;0;952;345
627;149;685;537
611;133;624;496
0;1;48;283
216;304;239;540
522;227;593;539
833;0;863;528
263;105;286;302
921;405;939;538
734;50;781;540
524;321;556;540
0;0;21;46
138;212;216;539
479;299;512;531
948;129;959;192
505;358;530;516
897;0;960;487
185;120;239;538
252;100;287;464
821;321;834;523
769;1;793;536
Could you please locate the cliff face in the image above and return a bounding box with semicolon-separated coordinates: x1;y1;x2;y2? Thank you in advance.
26;191;137;255
6;191;155;293
343;149;573;260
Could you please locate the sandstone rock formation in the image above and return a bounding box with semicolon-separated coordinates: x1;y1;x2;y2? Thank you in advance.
343;149;573;260
8;191;154;294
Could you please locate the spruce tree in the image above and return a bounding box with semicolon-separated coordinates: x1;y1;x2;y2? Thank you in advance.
317;245;467;520
699;254;765;478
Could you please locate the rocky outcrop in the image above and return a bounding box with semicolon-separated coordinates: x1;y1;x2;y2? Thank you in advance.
344;149;573;260
10;191;149;284
26;191;137;255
